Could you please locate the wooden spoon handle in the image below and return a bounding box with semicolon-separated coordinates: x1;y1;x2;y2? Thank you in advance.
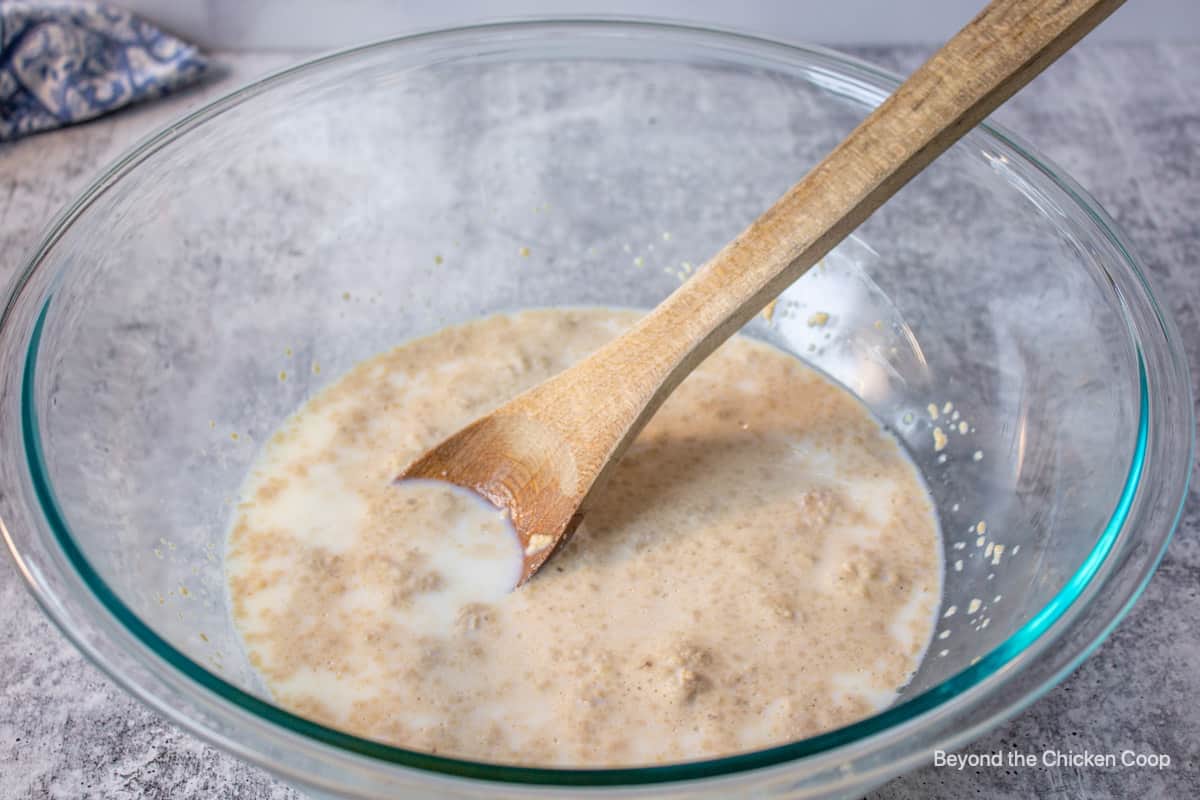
491;0;1123;553
602;0;1123;404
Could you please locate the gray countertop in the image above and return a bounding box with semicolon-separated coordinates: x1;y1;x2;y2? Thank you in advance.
1;44;1197;799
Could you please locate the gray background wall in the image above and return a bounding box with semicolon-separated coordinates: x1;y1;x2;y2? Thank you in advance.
125;0;1199;50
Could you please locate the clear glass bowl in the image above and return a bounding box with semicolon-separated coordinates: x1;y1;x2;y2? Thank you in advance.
0;20;1192;800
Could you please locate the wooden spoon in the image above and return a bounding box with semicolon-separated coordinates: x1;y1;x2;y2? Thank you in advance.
402;0;1123;584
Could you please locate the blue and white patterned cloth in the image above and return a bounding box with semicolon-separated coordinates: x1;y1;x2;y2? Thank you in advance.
0;0;207;141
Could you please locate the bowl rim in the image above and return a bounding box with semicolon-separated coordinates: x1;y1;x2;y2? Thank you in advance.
2;16;1193;792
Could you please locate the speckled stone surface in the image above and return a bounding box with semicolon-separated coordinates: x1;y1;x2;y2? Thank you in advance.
0;44;1196;799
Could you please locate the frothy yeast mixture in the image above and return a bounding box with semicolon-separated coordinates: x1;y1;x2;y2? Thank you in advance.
226;308;942;767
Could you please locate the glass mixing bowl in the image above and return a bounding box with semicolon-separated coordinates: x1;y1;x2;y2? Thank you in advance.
0;19;1192;800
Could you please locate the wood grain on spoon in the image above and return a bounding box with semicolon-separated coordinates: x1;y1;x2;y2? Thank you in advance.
401;0;1124;584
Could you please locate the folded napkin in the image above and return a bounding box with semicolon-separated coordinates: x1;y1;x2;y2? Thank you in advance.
0;0;207;141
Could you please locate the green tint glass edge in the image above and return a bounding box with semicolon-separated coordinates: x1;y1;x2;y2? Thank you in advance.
21;296;1150;788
